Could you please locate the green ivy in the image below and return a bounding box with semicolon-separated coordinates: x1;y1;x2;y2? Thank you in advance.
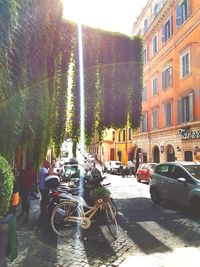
68;24;143;145
0;154;14;220
0;1;143;165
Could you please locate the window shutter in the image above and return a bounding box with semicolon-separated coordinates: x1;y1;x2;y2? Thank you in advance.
162;71;165;90
164;103;167;126
186;0;190;19
170;15;173;36
189;92;193;121
167;102;172;126
176;5;182;27
177;98;182;124
146;113;148;131
169;65;172;86
162;24;166;44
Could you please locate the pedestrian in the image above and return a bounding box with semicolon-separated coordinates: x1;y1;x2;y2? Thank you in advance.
128;159;135;176
83;158;90;174
38;160;51;216
17;162;37;221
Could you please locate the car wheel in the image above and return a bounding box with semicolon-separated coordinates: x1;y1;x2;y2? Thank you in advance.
150;188;161;204
136;174;141;182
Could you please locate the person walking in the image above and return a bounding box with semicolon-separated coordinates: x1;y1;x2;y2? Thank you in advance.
38;160;51;216
128;160;135;176
18;162;37;221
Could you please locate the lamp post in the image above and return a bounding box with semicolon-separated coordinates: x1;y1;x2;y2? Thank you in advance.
77;23;85;155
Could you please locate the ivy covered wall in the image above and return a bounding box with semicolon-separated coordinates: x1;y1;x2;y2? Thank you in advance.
0;0;143;165
67;24;143;147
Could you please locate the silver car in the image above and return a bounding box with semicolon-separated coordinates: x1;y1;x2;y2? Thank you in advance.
150;161;200;213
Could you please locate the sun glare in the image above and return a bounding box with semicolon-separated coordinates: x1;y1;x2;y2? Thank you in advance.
62;0;148;36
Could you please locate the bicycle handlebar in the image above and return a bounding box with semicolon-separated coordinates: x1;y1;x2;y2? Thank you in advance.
102;183;111;187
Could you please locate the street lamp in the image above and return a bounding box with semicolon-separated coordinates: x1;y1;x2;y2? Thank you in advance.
160;144;164;153
77;23;85;155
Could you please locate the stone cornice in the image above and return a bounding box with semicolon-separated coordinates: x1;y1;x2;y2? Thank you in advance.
145;0;175;41
134;121;200;139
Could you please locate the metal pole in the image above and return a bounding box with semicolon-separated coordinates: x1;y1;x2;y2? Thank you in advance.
77;23;85;155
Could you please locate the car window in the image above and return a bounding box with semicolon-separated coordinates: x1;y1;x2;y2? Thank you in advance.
140;164;144;169
143;164;148;169
170;166;188;180
155;164;171;177
184;165;200;180
115;162;122;166
149;163;156;170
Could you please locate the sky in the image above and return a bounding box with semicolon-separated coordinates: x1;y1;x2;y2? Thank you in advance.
62;0;148;36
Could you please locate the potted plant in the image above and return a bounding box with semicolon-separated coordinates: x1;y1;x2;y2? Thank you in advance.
91;186;110;203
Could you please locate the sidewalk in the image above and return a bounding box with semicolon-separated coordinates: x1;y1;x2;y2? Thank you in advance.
8;196;57;267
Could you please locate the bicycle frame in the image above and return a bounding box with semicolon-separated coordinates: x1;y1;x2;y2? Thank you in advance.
63;199;106;224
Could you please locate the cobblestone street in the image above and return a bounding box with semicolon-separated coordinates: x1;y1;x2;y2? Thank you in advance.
9;175;200;267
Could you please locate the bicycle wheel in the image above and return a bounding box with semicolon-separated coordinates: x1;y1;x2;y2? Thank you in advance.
110;198;117;217
104;202;118;239
51;201;81;238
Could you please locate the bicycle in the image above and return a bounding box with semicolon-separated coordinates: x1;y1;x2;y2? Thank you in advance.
50;194;118;239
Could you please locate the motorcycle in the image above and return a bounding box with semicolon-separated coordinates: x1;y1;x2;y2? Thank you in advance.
120;166;136;177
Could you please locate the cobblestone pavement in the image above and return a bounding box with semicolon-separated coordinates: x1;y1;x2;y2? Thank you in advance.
9;175;200;267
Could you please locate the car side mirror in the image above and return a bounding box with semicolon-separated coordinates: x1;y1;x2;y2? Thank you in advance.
177;177;186;185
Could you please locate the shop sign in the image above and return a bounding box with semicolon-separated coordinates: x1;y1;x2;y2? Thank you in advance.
179;129;200;140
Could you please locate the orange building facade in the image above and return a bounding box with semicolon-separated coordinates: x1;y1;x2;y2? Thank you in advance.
132;0;200;166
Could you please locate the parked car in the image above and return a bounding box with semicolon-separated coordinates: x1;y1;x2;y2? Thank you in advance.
62;164;79;182
136;163;156;183
150;161;200;214
103;160;124;174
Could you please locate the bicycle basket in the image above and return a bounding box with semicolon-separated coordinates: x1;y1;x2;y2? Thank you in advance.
91;186;110;203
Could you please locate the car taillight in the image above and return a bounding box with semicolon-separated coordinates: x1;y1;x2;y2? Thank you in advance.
53;191;61;197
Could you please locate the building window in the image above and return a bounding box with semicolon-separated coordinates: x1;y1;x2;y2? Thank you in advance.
152;76;158;96
162;16;173;44
141;113;148;132
142;85;147;102
176;0;190;27
128;128;132;140
152;33;158;55
153;3;158;18
180;50;190;78
123;129;126;141
143;46;148;64
152;109;158;129
164;101;172;126
162;65;172;90
112;131;115;141
177;93;193;124
118;131;121;142
144;18;148;32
